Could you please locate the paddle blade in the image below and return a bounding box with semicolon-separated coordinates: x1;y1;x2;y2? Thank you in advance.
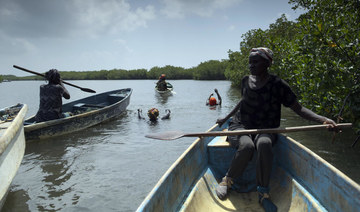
145;131;185;140
81;87;96;93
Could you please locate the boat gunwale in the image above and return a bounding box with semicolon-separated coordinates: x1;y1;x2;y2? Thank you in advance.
136;123;220;212
276;135;360;211
281;135;360;191
0;104;28;156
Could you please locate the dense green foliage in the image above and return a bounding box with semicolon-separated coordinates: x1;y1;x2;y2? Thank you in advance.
290;0;360;131
225;0;360;131
225;15;298;86
1;60;227;81
192;60;228;80
147;66;192;79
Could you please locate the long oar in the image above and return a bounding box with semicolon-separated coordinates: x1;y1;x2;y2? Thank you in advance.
145;123;352;140
13;65;96;93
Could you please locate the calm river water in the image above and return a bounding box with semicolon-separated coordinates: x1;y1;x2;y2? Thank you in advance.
1;80;359;211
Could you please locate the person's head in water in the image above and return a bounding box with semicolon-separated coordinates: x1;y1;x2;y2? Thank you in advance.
45;69;61;84
249;47;273;76
147;108;159;121
209;97;217;106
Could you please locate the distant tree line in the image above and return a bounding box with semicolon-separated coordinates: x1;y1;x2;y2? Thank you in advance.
1;60;228;82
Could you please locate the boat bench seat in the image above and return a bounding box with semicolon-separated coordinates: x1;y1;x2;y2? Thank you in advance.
108;93;127;104
208;134;230;147
24;120;35;125
72;103;105;112
207;133;257;192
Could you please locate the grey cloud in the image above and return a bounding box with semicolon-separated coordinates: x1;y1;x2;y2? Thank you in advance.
0;0;74;38
0;0;156;39
73;0;156;35
0;32;37;55
160;0;241;18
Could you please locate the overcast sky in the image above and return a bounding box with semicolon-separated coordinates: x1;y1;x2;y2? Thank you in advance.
0;0;304;76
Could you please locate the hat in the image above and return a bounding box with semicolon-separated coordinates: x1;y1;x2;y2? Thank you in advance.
250;47;274;65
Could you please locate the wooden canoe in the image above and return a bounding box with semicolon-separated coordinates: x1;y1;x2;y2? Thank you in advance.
155;82;173;95
0;104;28;210
137;121;360;212
24;88;132;141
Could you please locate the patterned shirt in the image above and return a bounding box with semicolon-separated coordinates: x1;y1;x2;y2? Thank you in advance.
35;84;66;122
232;75;297;129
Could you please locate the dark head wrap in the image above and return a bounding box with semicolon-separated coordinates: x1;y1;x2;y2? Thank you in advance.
250;47;274;66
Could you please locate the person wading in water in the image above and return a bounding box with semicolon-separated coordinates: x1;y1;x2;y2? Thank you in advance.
206;88;222;106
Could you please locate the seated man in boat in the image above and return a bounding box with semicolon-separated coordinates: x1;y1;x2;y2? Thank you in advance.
35;69;70;123
156;74;167;91
206;88;222;106
215;47;337;212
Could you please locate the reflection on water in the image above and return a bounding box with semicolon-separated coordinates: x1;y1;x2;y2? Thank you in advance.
155;92;173;105
1;80;359;211
1;188;30;211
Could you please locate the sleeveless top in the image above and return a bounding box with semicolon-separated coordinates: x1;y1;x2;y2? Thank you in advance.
232;75;297;129
35;84;66;122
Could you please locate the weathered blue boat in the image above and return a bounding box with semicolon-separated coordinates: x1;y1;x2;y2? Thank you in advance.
137;121;360;212
0;104;28;210
24;88;132;141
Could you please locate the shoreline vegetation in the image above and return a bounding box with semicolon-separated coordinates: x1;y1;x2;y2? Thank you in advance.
0;60;228;82
1;0;359;134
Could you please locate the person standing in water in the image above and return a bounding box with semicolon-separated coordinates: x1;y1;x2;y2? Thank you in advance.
206;88;222;106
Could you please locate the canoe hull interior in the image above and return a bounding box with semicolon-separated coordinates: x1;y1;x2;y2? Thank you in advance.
137;123;360;212
24;88;132;141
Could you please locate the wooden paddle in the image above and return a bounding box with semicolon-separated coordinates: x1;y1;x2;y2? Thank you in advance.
145;123;352;140
13;65;96;93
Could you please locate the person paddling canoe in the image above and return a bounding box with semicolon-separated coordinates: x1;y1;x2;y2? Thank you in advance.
215;47;337;212
35;69;70;123
156;74;167;91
